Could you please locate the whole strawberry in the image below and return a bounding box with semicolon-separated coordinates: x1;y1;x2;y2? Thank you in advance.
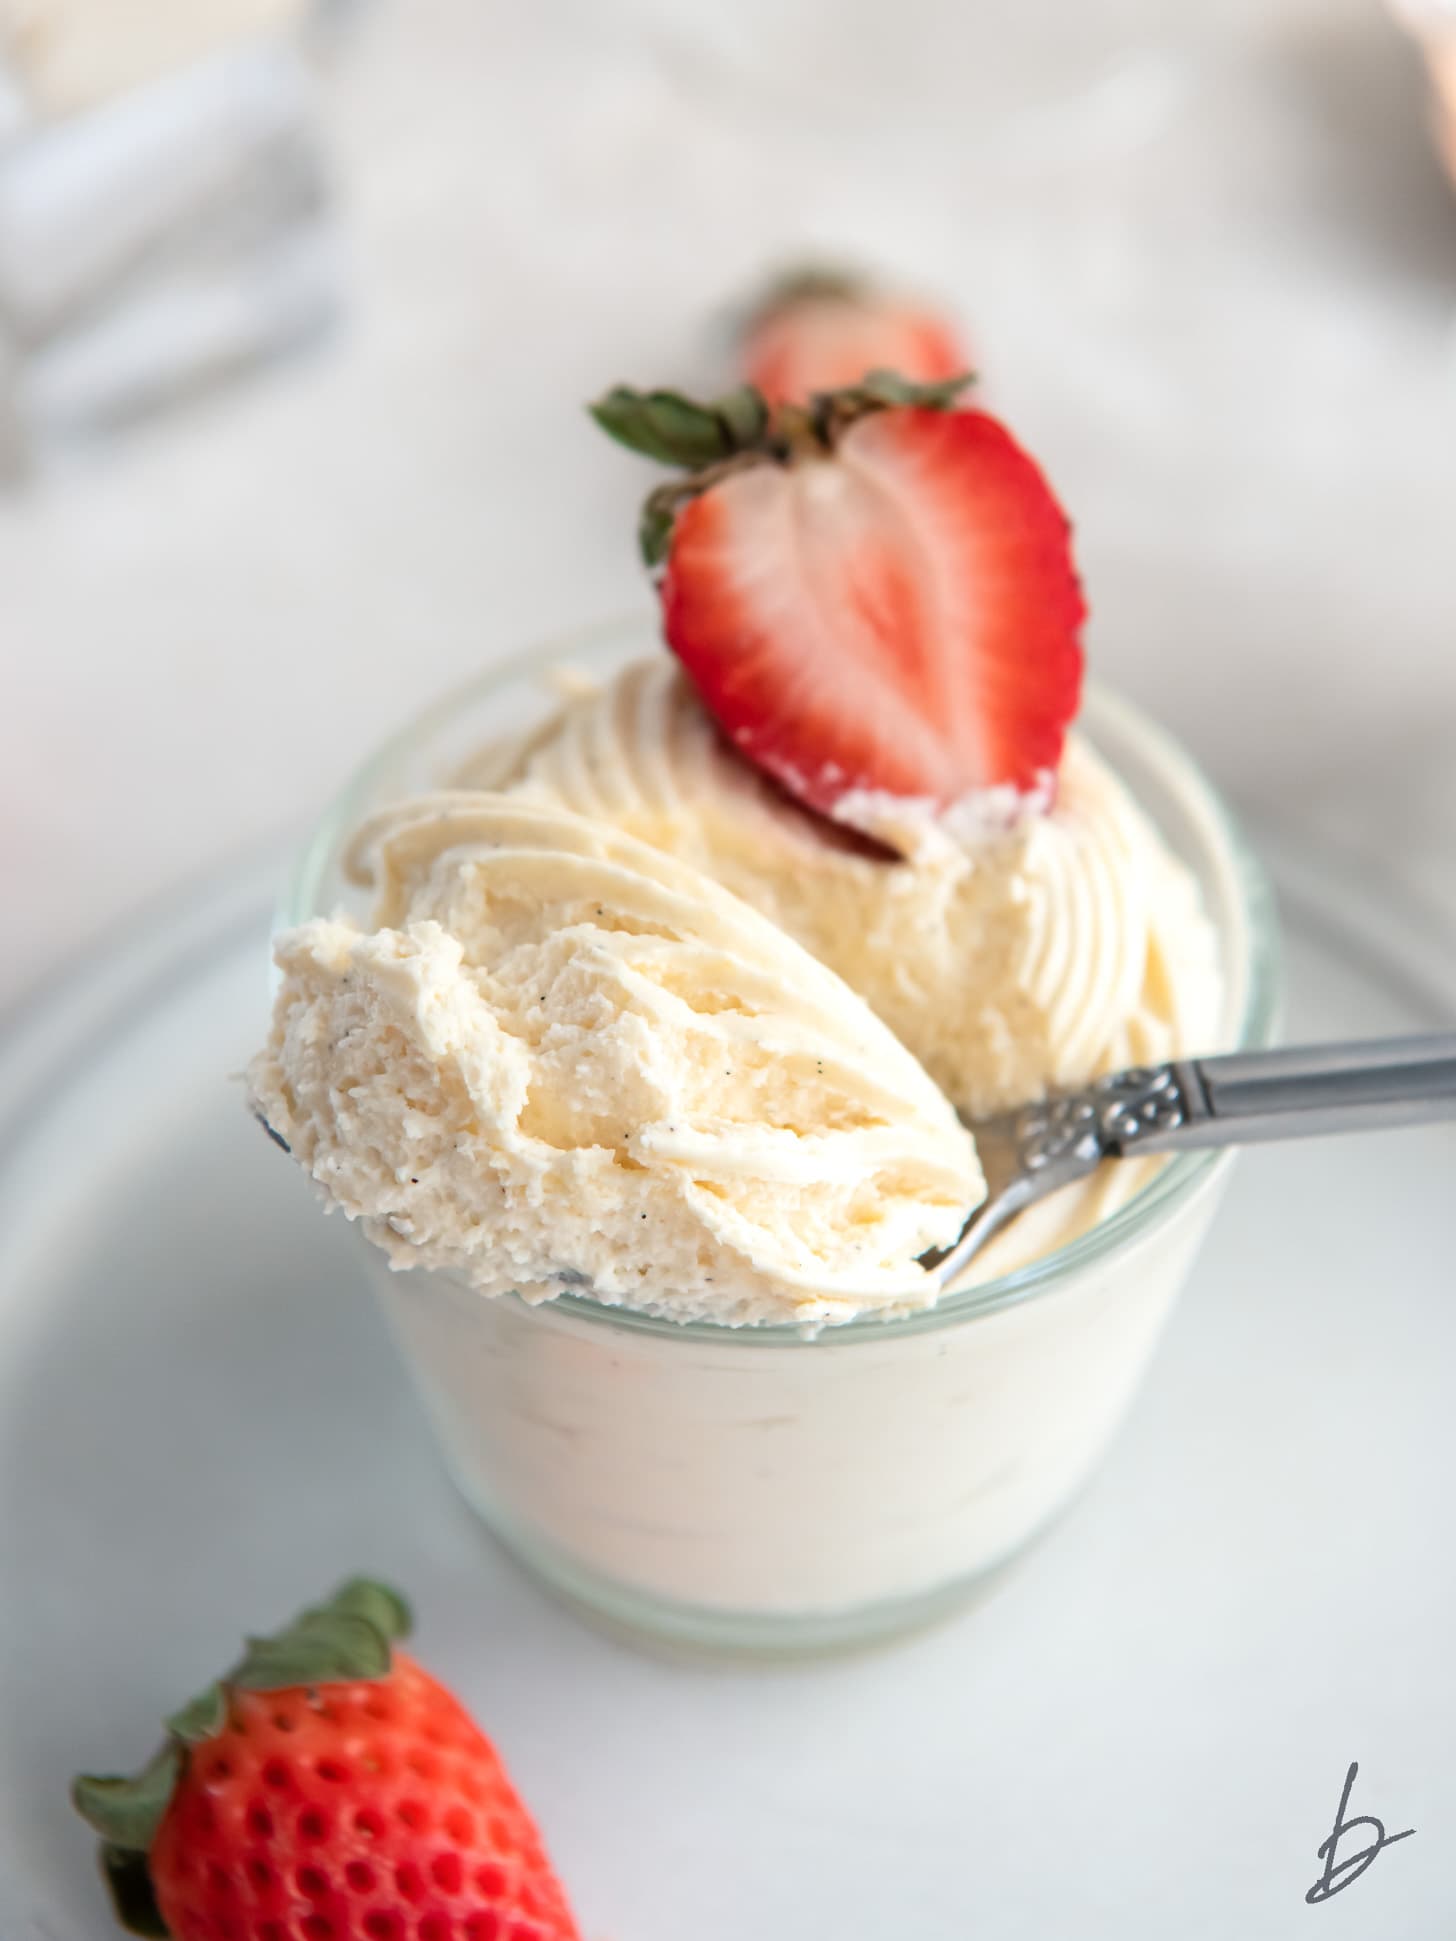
739;267;968;406
590;371;1084;840
73;1579;581;1941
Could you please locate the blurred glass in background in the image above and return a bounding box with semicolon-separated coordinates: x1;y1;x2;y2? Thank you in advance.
0;0;361;474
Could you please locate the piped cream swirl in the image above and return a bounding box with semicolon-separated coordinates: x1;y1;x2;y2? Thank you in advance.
458;660;1220;1099
455;657;1223;1282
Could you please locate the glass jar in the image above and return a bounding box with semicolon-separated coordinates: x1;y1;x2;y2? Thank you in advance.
282;618;1281;1653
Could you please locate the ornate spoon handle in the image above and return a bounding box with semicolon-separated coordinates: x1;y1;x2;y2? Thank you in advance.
925;1035;1456;1286
1107;1034;1456;1154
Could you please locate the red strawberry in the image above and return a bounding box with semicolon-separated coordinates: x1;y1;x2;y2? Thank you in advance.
740;268;967;406
590;373;1084;834
73;1579;581;1941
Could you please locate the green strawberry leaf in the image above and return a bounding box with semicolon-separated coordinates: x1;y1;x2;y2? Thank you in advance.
638;486;681;569
230;1575;412;1690
851;367;975;411
232;1611;393;1691
590;386;733;468
328;1577;413;1642
164;1683;226;1746
100;1844;170;1938
72;1744;182;1851
590;384;773;472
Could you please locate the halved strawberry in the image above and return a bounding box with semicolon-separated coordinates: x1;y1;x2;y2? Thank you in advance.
740;268;968;407
590;374;1085;836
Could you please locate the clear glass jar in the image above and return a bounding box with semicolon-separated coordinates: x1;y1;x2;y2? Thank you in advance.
282;618;1281;1653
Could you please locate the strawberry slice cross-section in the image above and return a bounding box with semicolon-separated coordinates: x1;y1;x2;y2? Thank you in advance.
590;372;1086;846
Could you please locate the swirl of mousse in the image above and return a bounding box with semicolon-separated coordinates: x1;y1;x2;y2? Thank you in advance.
251;795;983;1327
453;658;1222;1126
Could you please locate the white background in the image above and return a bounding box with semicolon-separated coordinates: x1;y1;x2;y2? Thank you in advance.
4;0;1455;1007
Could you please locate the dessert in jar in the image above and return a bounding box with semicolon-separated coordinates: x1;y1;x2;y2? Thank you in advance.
251;361;1276;1650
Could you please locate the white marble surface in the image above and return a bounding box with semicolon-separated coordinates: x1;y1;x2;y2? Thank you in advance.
4;0;1455;1010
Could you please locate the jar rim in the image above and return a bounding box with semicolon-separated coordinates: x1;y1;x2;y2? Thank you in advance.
283;613;1283;1348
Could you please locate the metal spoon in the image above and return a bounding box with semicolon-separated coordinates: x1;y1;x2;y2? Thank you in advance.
923;1033;1456;1287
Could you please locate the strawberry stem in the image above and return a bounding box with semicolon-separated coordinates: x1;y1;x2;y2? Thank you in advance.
591;369;977;566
